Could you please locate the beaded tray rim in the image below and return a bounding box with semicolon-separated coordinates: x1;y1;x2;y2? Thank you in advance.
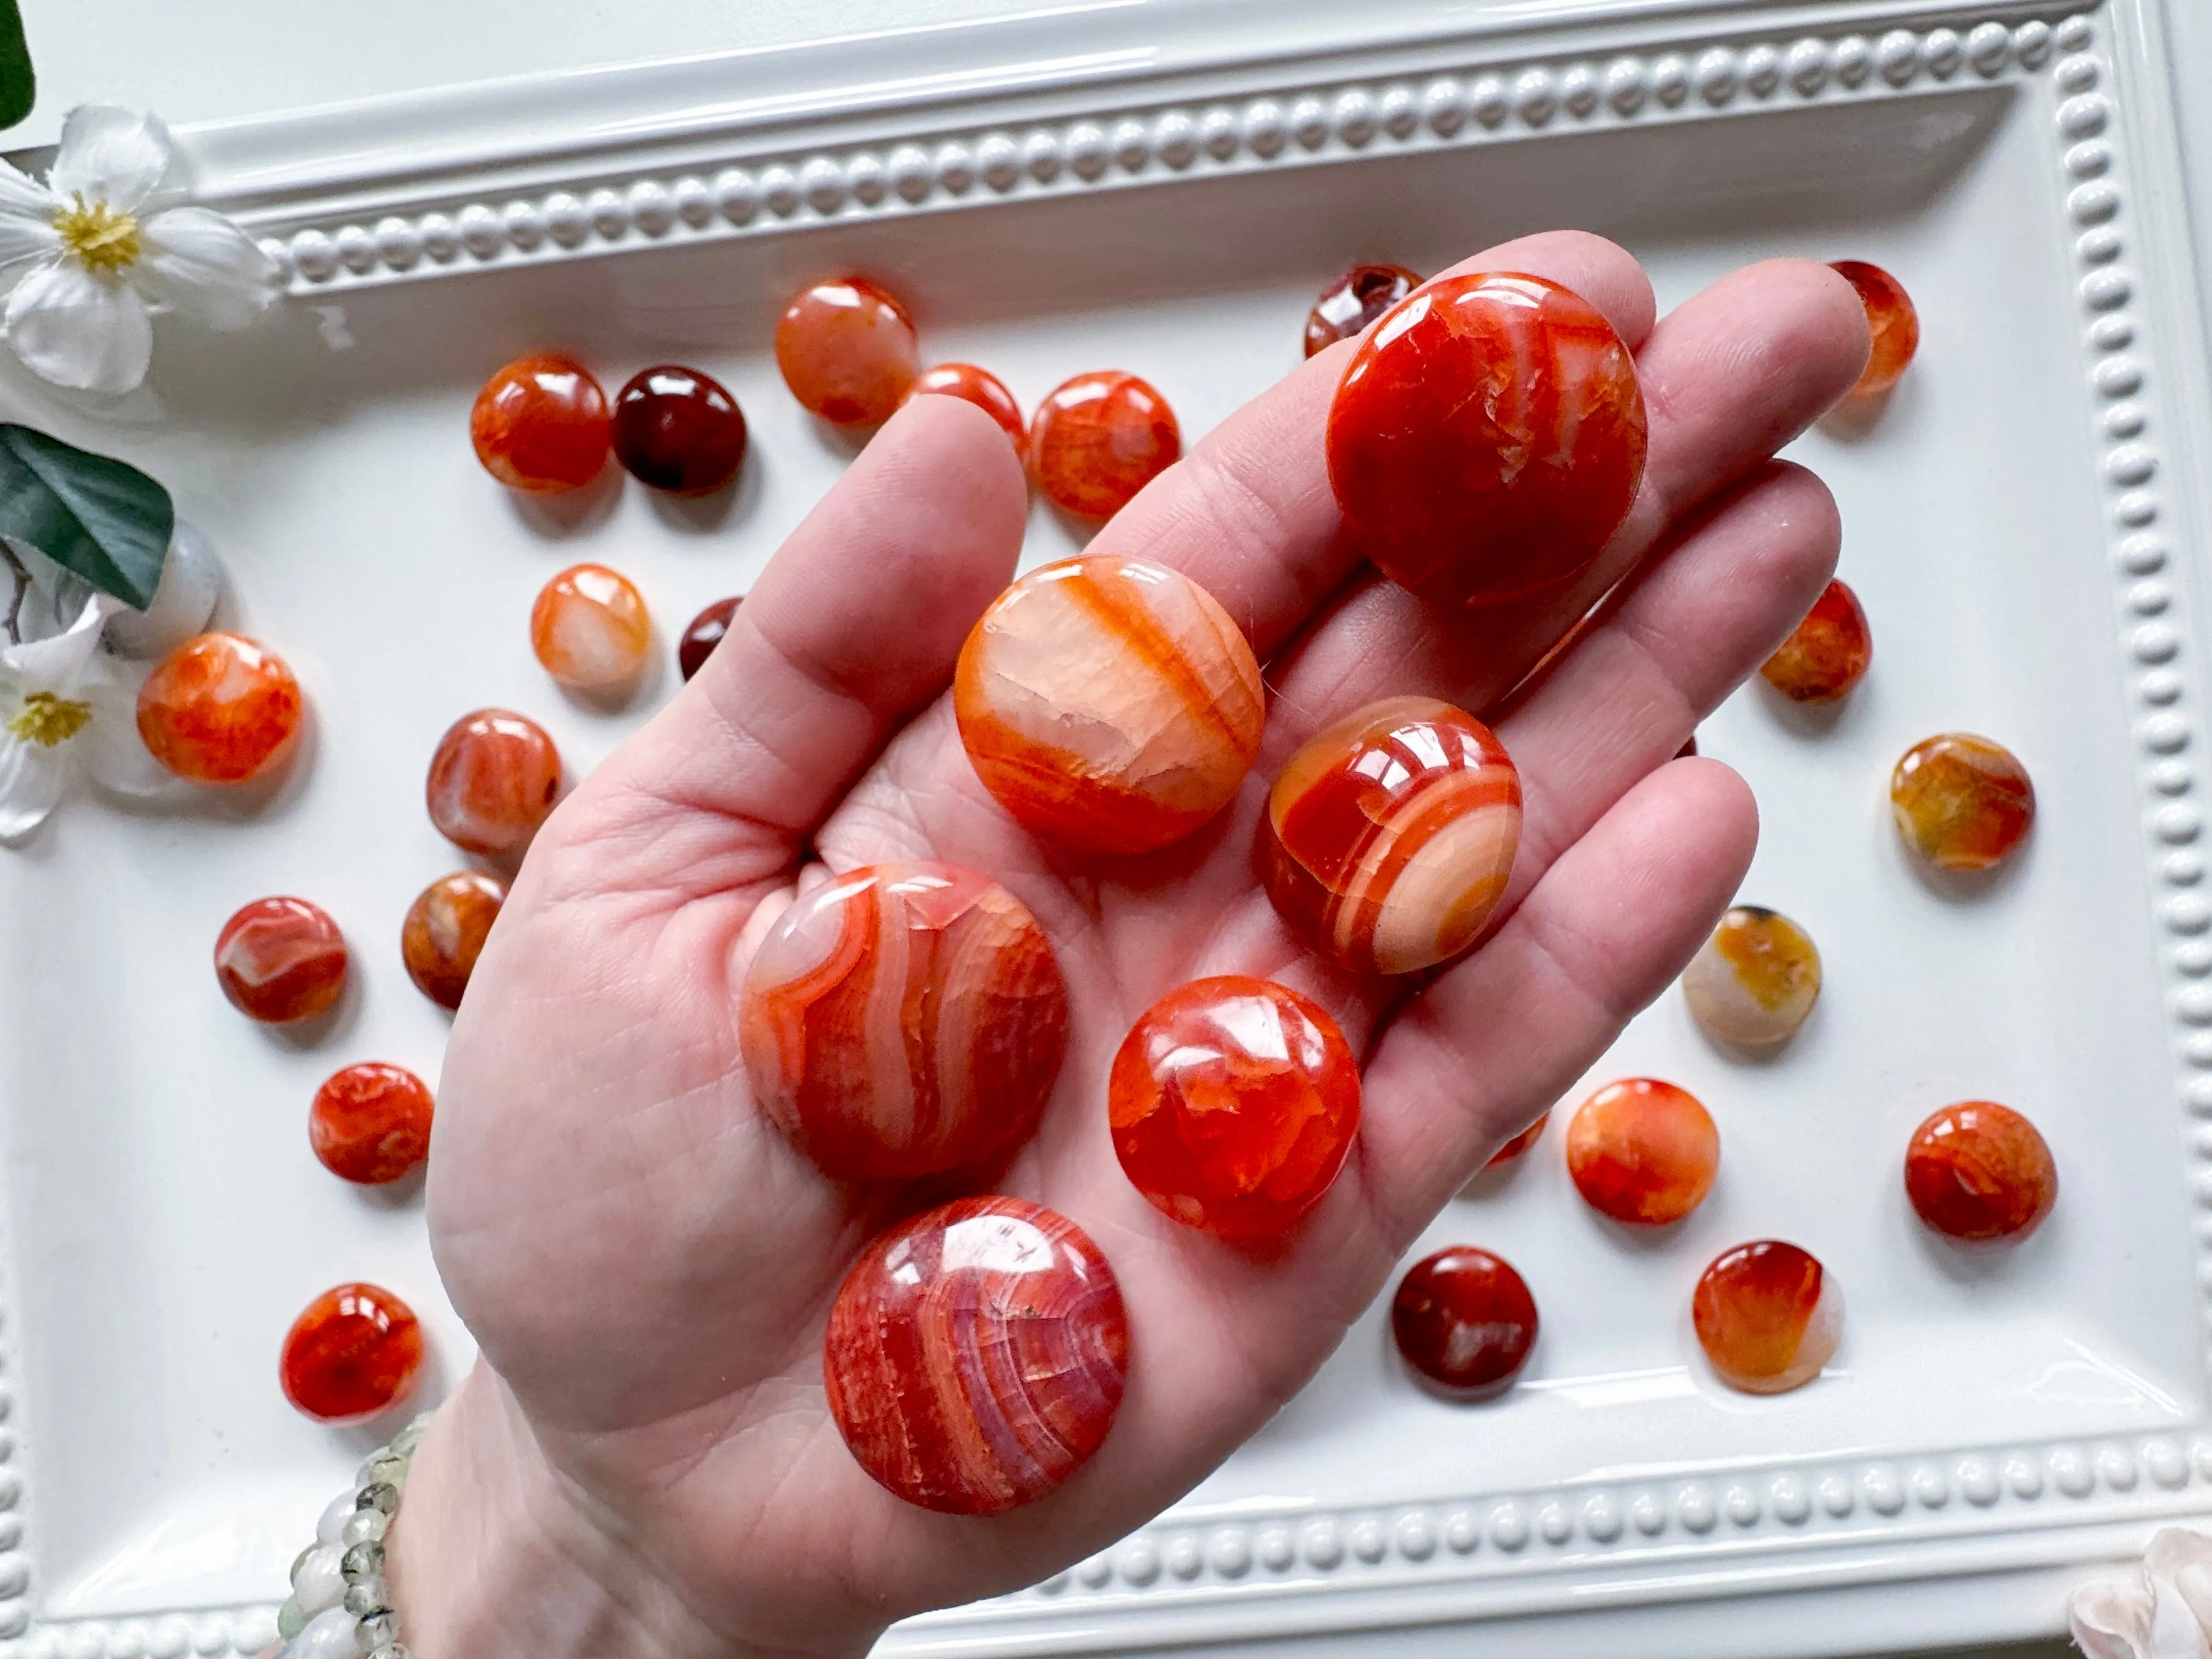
9;0;2210;1654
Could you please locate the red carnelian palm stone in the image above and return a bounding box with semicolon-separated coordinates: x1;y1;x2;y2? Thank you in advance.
1028;372;1180;521
824;1197;1127;1515
137;633;303;784
470;353;611;492
1567;1078;1718;1226
1306;264;1421;358
1905;1100;2058;1244
1262;697;1521;974
1391;1247;1538;1396
1327;271;1647;608
955;555;1265;855
280;1282;425;1421
426;709;562;856
1831;261;1920;397
1110;977;1361;1240
312;1063;435;1185
775;277;919;427
740;862;1069;1179
612;364;747;495
909;363;1025;445
214;897;347;1023
1692;1241;1843;1395
1763;578;1873;702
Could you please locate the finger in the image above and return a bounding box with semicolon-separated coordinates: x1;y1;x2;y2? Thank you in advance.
1356;756;1758;1230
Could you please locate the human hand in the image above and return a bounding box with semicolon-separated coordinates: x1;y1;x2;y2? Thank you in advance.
388;231;1869;1659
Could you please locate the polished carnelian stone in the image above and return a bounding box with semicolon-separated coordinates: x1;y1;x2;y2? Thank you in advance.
955;555;1264;855
470;353;610;492
1110;976;1361;1240
1831;261;1919;398
137;633;303;784
1682;906;1821;1051
908;363;1025;445
1891;734;2034;871
1028;371;1180;521
740;862;1068;1179
1392;1247;1537;1396
426;709;562;856
402;870;507;1010
678;596;741;682
1905;1100;2057;1245
1485;1111;1549;1170
311;1063;435;1185
775;277;919;427
1305;263;1420;358
1327;271;1647;609
1567;1078;1718;1226
530;564;652;693
279;1282;424;1421
1262;697;1521;975
611;364;746;494
825;1197;1127;1515
1692;1241;1843;1395
1762;578;1872;702
214;897;347;1023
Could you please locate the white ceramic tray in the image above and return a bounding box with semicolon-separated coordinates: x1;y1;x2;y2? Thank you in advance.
2;1;2207;1655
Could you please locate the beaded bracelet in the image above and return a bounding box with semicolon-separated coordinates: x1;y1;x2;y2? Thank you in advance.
274;1413;433;1659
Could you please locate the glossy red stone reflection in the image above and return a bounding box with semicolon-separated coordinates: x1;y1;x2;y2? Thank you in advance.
908;363;1025;445
1110;976;1361;1240
740;862;1068;1179
1905;1100;2058;1245
678;596;741;682
214;897;347;1023
137;633;303;784
311;1063;435;1185
1693;1241;1843;1395
1262;697;1521;974
955;555;1264;854
1762;579;1872;702
279;1282;424;1422
402;870;507;1010
824;1197;1127;1515
1391;1247;1538;1397
530;564;652;693
1890;734;2034;871
1567;1078;1718;1226
1327;271;1647;608
1028;371;1180;521
775;277;919;427
1484;1112;1549;1171
1831;261;1919;398
470;353;611;492
611;364;747;495
1305;263;1420;358
426;709;562;856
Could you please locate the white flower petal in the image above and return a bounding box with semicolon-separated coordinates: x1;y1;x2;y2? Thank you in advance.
2075;1570;2158;1659
138;208;279;329
48;107;174;213
3;260;152;394
1;590;110;691
0;156;61;273
0;736;67;843
80;672;165;796
2145;1574;2212;1659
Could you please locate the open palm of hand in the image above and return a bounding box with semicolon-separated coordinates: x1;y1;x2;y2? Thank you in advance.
392;232;1869;1659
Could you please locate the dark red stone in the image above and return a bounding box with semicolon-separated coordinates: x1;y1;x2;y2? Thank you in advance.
612;364;747;495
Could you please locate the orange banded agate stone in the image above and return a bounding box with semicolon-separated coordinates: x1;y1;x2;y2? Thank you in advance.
1326;271;1647;609
1904;1100;2057;1245
824;1197;1127;1514
740;862;1069;1179
954;555;1265;856
1261;697;1521;975
774;277;919;427
214;896;348;1023
1110;976;1361;1240
426;709;562;856
908;363;1025;445
1762;579;1872;703
1831;261;1919;398
137;633;303;784
1681;906;1821;1051
1692;1241;1843;1395
470;353;611;492
1028;371;1180;521
1485;1111;1548;1170
1566;1078;1717;1226
280;1282;424;1422
1890;734;2034;871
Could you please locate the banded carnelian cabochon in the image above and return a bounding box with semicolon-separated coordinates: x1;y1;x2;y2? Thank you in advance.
1761;578;1872;703
280;1282;425;1422
1326;271;1647;608
954;555;1265;855
824;1197;1129;1515
1904;1101;2058;1245
740;862;1069;1179
426;709;562;856
1691;1240;1843;1395
137;633;303;784
1262;696;1521;975
213;896;348;1023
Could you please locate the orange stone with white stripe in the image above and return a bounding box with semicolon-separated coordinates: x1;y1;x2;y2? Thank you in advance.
954;555;1265;856
1260;698;1521;975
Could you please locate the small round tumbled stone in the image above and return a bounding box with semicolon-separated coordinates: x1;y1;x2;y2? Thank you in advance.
1305;263;1420;358
1484;1111;1549;1171
1682;906;1821;1051
1567;1077;1718;1226
470;353;611;492
280;1282;424;1422
908;363;1025;445
530;564;652;693
775;277;919;427
677;596;741;682
214;897;348;1023
1891;733;2034;871
137;632;303;784
1830;261;1919;397
1692;1241;1843;1395
1391;1246;1538;1397
311;1063;435;1185
1905;1100;2058;1245
426;709;562;856
1028;371;1180;521
402;870;508;1010
611;364;747;495
1762;579;1872;702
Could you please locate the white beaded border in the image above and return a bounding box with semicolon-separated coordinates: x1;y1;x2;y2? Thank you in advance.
250;13;2065;292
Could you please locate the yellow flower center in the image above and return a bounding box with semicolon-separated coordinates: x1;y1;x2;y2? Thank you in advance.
53;194;140;274
7;691;92;747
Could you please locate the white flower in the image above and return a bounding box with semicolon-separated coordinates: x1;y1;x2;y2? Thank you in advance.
0;592;166;843
2074;1529;2212;1659
0;106;279;395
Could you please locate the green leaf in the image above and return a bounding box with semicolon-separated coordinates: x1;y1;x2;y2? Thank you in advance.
0;1;32;135
0;426;173;610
